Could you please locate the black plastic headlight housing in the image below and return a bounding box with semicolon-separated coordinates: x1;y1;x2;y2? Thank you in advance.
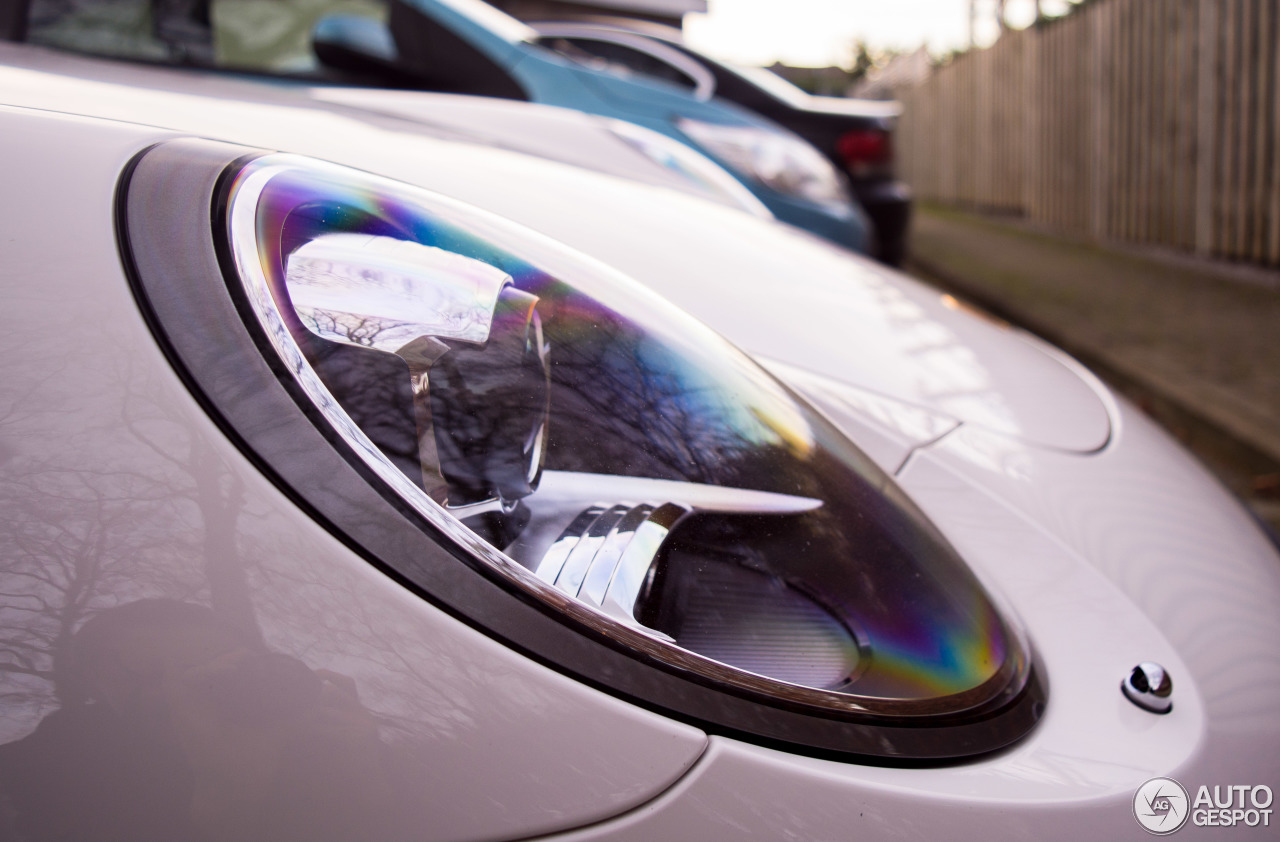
120;139;1043;761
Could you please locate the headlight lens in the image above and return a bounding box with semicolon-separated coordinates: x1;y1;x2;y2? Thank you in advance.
605;119;774;218
676;118;852;206
223;153;1028;721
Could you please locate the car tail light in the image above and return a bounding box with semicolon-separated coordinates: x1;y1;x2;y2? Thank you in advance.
836;128;893;178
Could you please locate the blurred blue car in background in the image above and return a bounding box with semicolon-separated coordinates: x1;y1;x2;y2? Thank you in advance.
532;19;912;265
310;0;871;252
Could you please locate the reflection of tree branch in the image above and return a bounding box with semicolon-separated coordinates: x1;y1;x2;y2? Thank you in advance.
307;312;398;348
0;334;77;439
0;662;47;679
189;436;259;647
0;593;52;610
0;642;43;669
121;391;193;472
247;553;474;739
0;352;265;729
117;376;263;648
540;317;756;483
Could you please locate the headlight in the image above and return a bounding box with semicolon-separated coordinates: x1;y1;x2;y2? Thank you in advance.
605;119;774;218
676;117;851;206
122;141;1042;760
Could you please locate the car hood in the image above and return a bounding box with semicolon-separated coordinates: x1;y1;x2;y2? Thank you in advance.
308;85;770;217
0;47;1110;455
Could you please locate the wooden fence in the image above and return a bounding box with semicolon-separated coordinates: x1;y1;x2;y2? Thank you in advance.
897;0;1280;267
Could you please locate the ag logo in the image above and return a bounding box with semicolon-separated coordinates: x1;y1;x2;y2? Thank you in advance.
1135;777;1190;834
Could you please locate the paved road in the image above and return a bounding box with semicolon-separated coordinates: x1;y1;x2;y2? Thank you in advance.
904;204;1280;534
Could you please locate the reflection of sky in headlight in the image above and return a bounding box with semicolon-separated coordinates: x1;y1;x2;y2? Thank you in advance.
287;234;509;347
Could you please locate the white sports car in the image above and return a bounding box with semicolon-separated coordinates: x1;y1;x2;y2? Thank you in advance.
0;18;1278;842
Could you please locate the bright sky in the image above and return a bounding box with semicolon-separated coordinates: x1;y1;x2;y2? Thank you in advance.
683;0;1077;68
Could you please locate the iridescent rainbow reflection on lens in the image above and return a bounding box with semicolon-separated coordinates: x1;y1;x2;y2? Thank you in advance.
226;155;1028;715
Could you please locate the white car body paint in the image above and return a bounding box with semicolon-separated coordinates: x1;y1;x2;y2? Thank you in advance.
1;42;1277;842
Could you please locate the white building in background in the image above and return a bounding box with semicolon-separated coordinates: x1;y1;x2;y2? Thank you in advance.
490;0;705;29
